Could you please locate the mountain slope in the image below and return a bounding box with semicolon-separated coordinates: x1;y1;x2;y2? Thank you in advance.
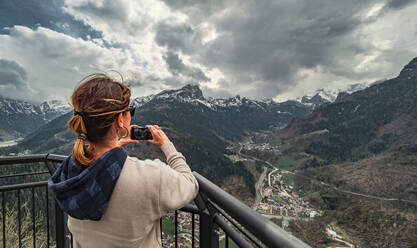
279;57;417;162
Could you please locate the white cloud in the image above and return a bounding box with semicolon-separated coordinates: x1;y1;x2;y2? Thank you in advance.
0;26;141;102
364;3;386;20
62;0;188;79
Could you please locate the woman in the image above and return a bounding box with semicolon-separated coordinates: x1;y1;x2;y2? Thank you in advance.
48;75;199;247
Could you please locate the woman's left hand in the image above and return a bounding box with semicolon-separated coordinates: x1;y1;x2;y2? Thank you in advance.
117;125;140;146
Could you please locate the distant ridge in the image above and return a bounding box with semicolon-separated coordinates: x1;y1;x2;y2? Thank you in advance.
298;82;377;109
278;56;417;162
0;97;71;141
133;84;311;114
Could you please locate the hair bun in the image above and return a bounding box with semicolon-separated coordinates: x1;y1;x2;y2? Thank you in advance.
69;74;131;166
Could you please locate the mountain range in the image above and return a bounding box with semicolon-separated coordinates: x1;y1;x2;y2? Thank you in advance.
0;80;374;142
0;98;71;141
2;84;314;199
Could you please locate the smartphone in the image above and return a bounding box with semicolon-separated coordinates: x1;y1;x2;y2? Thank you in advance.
131;127;153;140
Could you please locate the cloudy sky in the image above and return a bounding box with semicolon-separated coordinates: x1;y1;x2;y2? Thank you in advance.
0;0;417;103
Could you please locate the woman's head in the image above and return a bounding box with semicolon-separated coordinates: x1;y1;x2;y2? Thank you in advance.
67;74;132;166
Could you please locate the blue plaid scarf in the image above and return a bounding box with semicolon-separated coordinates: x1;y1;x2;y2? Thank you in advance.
48;147;128;220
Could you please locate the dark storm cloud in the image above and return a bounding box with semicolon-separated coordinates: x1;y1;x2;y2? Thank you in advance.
0;59;27;87
155;22;203;54
219;1;373;90
0;59;39;101
164;52;210;82
154;0;379;98
386;0;417;9
0;0;101;40
156;0;417;99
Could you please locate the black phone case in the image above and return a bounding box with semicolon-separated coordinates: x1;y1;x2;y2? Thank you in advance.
131;127;153;140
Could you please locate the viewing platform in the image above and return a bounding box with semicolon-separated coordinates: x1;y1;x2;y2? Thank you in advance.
0;154;310;248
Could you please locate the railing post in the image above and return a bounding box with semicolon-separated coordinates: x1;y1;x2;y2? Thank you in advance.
55;202;66;247
195;192;219;248
199;209;219;248
45;158;59;176
47;158;68;248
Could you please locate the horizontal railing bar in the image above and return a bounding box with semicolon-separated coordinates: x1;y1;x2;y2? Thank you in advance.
179;204;199;214
0;154;49;165
0;171;50;179
208;200;263;248
0;154;66;166
0;181;47;192
193;172;311;248
213;214;252;248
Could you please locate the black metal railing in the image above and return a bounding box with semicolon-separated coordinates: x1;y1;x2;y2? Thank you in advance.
0;154;310;248
0;154;67;248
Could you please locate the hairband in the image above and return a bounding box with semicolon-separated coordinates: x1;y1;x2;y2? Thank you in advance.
74;111;87;120
78;133;87;140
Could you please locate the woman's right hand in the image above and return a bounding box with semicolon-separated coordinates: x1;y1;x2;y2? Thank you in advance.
146;125;170;147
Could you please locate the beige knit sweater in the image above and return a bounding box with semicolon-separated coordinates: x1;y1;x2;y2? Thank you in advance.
67;142;199;247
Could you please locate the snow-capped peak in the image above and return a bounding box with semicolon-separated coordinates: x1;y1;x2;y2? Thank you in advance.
154;84;205;101
297;82;372;108
0;97;72;124
39;100;72;115
131;85;280;111
132;94;155;107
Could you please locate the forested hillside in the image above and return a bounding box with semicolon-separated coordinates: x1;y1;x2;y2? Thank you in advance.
257;57;417;247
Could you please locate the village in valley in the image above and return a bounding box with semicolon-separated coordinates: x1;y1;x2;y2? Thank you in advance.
228;137;322;222
255;168;320;220
161;137;324;247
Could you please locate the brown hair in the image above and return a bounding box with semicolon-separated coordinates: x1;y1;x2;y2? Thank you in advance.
67;74;131;166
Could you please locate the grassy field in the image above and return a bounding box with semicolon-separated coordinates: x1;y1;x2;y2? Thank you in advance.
162;217;175;235
272;155;309;170
269;140;290;152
